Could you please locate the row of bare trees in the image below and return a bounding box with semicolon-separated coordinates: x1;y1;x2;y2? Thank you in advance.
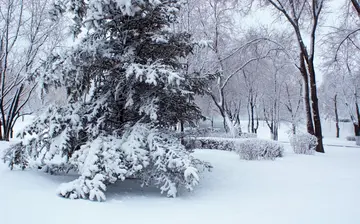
2;0;359;150
320;0;360;139
0;0;64;140
179;0;327;152
180;0;360;152
261;0;326;152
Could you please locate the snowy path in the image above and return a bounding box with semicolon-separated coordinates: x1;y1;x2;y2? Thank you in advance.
1;143;360;224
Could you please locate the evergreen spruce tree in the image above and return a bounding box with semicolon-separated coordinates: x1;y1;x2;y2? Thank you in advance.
2;0;210;201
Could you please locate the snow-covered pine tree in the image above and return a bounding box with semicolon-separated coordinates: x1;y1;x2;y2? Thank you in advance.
2;0;211;201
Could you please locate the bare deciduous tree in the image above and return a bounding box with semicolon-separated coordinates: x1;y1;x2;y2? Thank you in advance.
0;0;62;140
258;0;326;152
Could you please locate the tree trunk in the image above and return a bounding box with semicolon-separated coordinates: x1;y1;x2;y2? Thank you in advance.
272;121;278;141
247;102;251;133
307;61;325;153
273;126;278;141
354;101;360;137
250;101;255;133
2;84;23;141
292;122;296;135
0;120;2;140
254;114;259;134
223;116;227;132
354;123;360;137
355;101;360;136
225;112;238;138
300;54;315;135
334;94;340;138
351;0;360;15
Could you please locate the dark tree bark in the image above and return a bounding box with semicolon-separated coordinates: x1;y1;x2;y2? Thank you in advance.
292;123;296;135
351;0;360;15
354;101;360;136
249;95;258;134
251;101;255;133
273;126;278;141
263;108;278;141
354;123;360;137
247;102;251;133
306;59;324;153
2;84;23;141
0;120;2;140
300;53;315;135
334;94;340;138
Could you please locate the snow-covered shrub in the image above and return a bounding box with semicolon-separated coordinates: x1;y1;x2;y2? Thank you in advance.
346;136;356;141
235;139;284;160
180;128;257;141
181;137;200;150
181;128;223;138
289;133;318;155
239;132;257;138
197;138;236;150
356;137;360;146
183;137;236;151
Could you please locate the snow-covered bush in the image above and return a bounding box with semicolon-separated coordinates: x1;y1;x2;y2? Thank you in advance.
181;128;257;139
239;133;257;138
289;133;318;155
356;137;360;146
235;139;284;160
181;128;232;138
183;137;236;151
205;131;257;138
181;129;257;150
346;136;356;141
183;134;258;151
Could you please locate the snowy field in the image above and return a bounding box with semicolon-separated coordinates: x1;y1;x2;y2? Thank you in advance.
1;118;360;224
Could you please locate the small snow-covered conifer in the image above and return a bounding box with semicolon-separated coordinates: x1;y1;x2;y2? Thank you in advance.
3;0;210;201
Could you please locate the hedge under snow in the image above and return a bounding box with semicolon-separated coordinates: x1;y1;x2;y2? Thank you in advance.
235;139;284;160
183;137;237;151
346;136;356;142
289;133;318;155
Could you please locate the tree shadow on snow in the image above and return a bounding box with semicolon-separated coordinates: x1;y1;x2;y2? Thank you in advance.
105;179;200;201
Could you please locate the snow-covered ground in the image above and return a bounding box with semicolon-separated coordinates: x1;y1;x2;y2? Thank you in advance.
1;118;360;224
